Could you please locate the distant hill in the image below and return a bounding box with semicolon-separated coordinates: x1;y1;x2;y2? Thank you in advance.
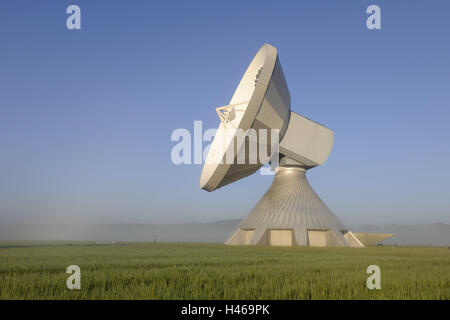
0;220;241;243
350;222;450;246
0;220;448;246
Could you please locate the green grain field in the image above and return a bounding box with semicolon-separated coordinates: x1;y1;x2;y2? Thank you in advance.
0;242;448;299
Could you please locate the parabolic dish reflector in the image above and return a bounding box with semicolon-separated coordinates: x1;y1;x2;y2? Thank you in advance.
200;44;291;191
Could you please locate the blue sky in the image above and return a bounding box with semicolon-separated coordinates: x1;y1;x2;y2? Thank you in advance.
0;1;449;225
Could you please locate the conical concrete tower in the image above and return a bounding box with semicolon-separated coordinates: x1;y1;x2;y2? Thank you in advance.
226;158;364;247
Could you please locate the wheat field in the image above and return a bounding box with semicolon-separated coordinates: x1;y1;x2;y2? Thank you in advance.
0;242;448;299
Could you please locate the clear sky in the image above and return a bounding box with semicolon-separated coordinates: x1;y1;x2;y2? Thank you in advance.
0;1;449;226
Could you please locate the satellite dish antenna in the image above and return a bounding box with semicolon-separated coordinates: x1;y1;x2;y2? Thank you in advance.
200;44;291;191
200;44;394;247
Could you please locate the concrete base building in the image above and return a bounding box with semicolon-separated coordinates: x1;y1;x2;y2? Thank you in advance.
226;159;393;247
